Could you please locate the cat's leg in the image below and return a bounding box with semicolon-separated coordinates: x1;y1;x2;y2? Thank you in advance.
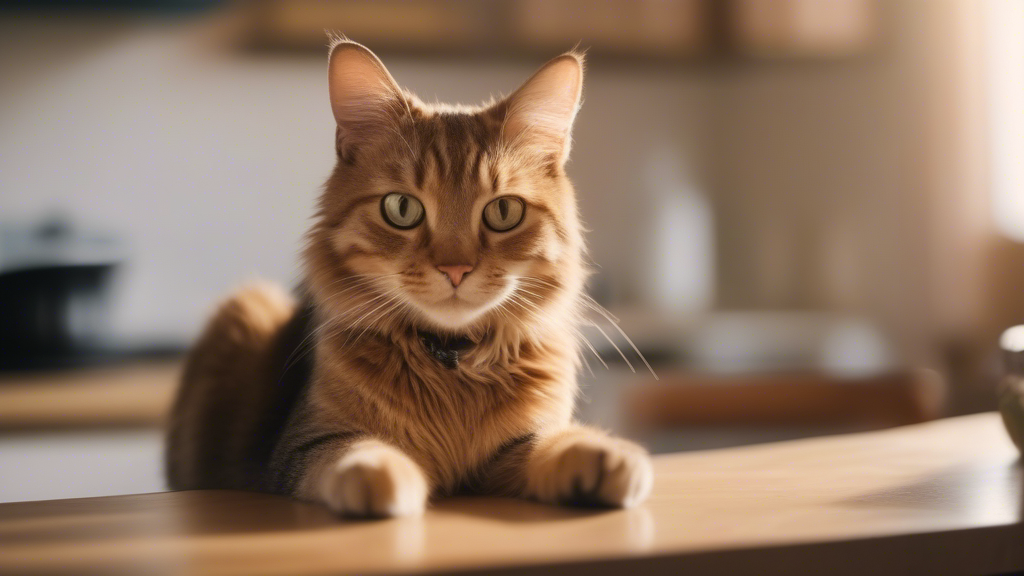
475;427;653;508
274;432;430;518
526;426;653;508
316;439;430;518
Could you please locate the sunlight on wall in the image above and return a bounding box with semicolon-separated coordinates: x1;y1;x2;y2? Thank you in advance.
987;0;1024;242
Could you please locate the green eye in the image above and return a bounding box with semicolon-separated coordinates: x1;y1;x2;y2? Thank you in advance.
380;193;425;229
483;196;525;232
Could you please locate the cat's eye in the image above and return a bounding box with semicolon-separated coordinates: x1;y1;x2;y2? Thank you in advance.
482;197;526;232
380;193;425;229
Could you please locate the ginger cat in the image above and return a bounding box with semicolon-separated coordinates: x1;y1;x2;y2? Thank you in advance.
165;39;653;518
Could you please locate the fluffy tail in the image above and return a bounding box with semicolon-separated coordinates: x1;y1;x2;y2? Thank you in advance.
165;282;296;490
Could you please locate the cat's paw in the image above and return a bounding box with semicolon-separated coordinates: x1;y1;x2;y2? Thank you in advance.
319;441;428;518
529;433;653;508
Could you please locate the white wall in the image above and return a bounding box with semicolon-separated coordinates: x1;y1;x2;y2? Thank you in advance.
0;16;709;344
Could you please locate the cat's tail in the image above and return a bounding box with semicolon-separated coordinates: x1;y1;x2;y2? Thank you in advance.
165;282;296;490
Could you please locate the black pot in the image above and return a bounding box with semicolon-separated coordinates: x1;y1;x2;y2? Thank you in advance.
0;218;122;370
0;264;116;366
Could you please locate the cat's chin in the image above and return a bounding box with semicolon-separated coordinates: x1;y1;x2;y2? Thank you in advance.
415;304;488;332
413;282;522;332
411;296;500;332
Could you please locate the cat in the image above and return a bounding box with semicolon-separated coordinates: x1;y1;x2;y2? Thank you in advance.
165;39;653;518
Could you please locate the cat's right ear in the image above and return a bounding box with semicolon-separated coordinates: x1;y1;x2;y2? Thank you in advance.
494;52;584;167
327;39;404;157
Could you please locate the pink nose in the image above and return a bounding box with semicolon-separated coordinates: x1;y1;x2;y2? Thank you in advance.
437;264;473;287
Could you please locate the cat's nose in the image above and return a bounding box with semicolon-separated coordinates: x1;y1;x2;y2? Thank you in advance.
437;264;473;288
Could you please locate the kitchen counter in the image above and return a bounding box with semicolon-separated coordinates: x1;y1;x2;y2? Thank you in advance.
0;361;180;502
0;360;179;430
1;412;1020;575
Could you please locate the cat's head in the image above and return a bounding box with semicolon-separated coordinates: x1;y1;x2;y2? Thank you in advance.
305;39;587;339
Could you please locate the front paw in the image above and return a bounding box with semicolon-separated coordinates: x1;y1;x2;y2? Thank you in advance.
319;441;428;518
529;433;653;508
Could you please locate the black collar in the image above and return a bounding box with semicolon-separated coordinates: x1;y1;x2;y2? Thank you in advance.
418;331;474;369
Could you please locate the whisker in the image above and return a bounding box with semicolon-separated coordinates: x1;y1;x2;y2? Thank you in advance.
353;304;398;344
280;275;408;375
278;321;321;378
580;352;595;378
314;272;401;294
588;322;635;374
491;301;516;325
514;286;544;300
581;294;620;324
517;276;559;291
508;294;543;314
347;293;401;345
576;329;609;370
342;291;393;319
584;303;658;381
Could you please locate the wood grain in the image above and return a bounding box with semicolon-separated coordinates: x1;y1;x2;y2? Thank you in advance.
0;413;1020;575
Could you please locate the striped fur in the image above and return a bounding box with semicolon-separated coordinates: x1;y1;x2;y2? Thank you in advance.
165;40;652;517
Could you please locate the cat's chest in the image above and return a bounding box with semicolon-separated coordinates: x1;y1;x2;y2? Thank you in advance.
384;362;538;424
313;337;576;486
344;366;536;483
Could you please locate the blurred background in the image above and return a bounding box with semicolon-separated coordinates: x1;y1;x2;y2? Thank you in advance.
1;0;1022;502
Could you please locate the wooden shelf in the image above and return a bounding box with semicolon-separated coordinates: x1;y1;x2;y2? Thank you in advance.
242;0;709;58
727;0;877;58
238;0;876;60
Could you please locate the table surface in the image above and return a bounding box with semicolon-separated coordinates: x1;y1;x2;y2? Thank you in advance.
1;413;1020;576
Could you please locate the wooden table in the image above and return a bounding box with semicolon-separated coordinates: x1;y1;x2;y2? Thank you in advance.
1;413;1020;575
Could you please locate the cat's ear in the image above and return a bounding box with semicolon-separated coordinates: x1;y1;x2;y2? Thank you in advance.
497;52;584;166
327;39;405;156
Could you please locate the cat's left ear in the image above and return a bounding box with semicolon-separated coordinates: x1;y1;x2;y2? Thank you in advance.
496;52;584;166
327;38;405;157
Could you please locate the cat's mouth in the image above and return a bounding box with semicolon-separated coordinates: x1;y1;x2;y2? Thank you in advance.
398;273;516;331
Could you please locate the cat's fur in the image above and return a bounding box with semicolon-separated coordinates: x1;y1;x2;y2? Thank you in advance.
165;40;653;517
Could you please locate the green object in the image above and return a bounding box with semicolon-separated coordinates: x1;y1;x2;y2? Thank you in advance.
999;377;1024;454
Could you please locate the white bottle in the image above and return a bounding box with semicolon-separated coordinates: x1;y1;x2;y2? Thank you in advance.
642;145;715;317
